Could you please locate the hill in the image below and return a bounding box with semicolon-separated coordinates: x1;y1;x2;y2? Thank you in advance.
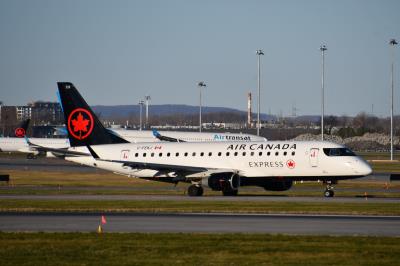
92;104;274;120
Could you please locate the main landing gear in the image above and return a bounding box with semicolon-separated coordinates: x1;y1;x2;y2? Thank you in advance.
187;184;239;196
188;184;204;197
324;182;335;197
26;153;37;160
222;188;238;196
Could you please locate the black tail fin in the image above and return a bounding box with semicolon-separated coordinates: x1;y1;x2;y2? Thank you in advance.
14;119;30;137
57;82;129;147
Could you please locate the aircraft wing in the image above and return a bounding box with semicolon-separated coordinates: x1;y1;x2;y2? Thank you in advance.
25;137;89;157
106;159;208;173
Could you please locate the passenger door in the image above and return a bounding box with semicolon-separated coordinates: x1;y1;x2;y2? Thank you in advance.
309;148;319;167
120;150;130;160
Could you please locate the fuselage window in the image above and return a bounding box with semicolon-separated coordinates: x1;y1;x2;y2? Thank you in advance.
226;152;230;156
159;153;163;157
184;152;188;157
218;152;222;156
275;152;279;156
135;153;139;157
143;153;147;157
267;152;271;156
151;153;155;157
234;152;238;156
175;152;179;157
208;152;212;156
250;152;254;156
258;152;262;156
200;152;204;156
292;151;295;156
283;151;287;156
242;152;246;156
167;152;171;157
192;152;196;156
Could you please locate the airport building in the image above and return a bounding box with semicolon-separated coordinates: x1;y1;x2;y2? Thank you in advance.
0;101;63;125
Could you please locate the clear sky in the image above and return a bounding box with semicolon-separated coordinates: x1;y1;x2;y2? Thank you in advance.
0;0;399;117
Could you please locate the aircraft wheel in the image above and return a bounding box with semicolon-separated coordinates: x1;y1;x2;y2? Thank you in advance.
324;189;334;197
27;153;36;160
188;185;203;197
222;189;238;196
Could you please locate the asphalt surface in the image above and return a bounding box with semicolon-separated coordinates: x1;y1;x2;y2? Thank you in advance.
0;194;399;203
0;212;399;236
0;157;102;173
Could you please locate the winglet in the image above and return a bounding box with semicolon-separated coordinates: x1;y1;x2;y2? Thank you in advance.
152;129;161;138
24;136;33;146
151;129;185;143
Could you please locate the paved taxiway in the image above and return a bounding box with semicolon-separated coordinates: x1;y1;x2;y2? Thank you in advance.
0;194;399;203
0;157;102;173
1;212;399;236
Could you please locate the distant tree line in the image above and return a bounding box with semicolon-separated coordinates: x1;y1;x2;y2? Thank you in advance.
1;106;399;140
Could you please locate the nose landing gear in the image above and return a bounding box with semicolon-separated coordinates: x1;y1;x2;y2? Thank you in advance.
324;182;335;197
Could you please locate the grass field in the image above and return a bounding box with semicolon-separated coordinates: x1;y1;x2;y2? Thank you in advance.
357;151;400;161
0;233;400;266
0;233;399;266
1;199;399;215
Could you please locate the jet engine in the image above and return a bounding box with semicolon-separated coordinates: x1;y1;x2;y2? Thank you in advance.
262;179;293;191
204;172;240;191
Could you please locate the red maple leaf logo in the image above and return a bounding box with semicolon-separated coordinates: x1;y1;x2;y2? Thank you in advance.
286;160;295;169
71;112;89;132
67;108;94;140
15;128;25;137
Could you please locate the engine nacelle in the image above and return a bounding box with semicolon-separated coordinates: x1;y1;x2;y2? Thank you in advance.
263;179;293;191
46;152;56;158
203;172;240;191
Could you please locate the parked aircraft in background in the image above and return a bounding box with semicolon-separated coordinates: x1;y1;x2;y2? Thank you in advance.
55;126;266;143
55;82;372;197
0;117;264;160
1;119;30;138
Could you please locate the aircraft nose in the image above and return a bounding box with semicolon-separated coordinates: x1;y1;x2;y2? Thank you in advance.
360;161;373;176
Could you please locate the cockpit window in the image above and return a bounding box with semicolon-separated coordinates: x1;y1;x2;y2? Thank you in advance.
323;148;356;156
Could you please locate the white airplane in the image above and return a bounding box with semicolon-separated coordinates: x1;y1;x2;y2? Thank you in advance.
52;82;372;197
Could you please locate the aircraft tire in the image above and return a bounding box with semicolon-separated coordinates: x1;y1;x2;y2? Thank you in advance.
27;153;36;160
324;189;334;197
222;189;238;196
188;185;203;196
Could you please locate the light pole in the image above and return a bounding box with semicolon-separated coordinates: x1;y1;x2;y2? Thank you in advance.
197;81;206;132
390;39;398;161
145;95;151;129
0;101;3;136
256;49;264;136
138;100;144;130
320;44;327;141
